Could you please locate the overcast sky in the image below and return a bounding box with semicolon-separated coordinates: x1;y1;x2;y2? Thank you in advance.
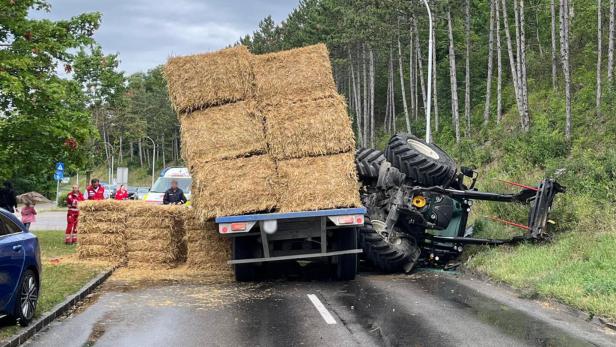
30;0;298;74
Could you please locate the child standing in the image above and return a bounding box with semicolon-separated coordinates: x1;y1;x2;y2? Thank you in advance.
20;202;37;230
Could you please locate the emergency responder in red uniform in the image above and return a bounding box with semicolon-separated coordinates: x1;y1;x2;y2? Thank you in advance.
65;185;84;244
114;185;128;200
85;178;105;200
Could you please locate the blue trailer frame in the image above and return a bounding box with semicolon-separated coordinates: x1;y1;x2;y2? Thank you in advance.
215;207;366;267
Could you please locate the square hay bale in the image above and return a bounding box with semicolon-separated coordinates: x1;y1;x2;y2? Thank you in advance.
253;44;337;105
164;45;254;112
262;95;355;160
180;101;267;165
184;221;231;272
123;203;186;268
77;244;126;262
276;152;361;212
191;155;277;219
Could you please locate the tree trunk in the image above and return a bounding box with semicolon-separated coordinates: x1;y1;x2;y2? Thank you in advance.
496;0;503;123
464;0;471;137
500;0;525;124
130;141;134;162
519;0;530;131
432;20;440;132
560;0;572;141
349;49;363;146
551;0;558;89
161;134;166;168
118;136;123;164
398;22;411;133
484;0;496;126
598;0;603;116
138;139;143;167
609;0;615;83
369;47;375;147
535;11;544;57
412;15;427;113
409;23;416;123
447;5;461;143
362;44;369;146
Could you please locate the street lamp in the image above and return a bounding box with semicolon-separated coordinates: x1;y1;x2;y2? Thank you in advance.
103;142;114;184
144;136;156;188
422;0;434;144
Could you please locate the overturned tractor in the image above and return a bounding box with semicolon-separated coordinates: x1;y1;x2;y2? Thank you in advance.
355;134;565;273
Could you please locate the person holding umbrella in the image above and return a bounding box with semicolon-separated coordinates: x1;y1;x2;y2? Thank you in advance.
0;181;17;213
65;185;84;244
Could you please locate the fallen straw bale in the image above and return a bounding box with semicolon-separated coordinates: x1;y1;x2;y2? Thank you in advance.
191;155;278;219
262;95;355;160
164;45;254;112
183;217;231;272
253;44;337;105
77;200;127;262
276;152;361;212
180;101;267;165
124;202;186;268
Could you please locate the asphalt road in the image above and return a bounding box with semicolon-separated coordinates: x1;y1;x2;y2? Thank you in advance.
23;270;616;347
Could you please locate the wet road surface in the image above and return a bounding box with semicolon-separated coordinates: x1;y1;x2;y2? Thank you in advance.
24;271;616;347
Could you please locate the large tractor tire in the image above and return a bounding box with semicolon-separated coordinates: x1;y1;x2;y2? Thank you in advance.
385;134;457;187
359;217;421;273
355;148;387;180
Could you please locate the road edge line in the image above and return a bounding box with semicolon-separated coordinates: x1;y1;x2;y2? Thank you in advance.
307;294;337;325
2;265;118;347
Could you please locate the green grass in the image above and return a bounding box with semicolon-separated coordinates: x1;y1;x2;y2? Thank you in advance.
0;231;107;339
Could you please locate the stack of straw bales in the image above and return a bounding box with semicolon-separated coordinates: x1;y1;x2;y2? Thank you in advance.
124;203;186;269
164;43;361;220
77;201;127;263
182;209;231;272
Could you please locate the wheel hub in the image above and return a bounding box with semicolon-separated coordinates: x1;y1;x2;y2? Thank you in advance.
407;138;440;160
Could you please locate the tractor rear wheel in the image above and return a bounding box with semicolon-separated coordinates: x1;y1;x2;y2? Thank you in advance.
359;217;421;273
385;134;456;187
355;148;387;181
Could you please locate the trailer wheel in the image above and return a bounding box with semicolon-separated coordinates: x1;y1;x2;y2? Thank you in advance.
355;148;387;181
359;217;421;273
334;228;358;280
385;134;456;187
233;237;258;282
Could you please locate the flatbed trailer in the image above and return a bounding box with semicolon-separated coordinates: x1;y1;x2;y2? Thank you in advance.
215;207;366;281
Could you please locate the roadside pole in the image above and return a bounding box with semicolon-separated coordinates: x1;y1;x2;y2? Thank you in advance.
55;180;60;205
54;162;64;206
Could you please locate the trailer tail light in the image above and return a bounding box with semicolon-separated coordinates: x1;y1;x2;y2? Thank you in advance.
328;214;365;226
218;221;256;234
231;223;246;231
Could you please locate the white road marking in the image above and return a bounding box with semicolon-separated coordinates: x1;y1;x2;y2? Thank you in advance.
307;294;337;325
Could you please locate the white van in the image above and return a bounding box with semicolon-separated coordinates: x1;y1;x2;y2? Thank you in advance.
142;167;192;204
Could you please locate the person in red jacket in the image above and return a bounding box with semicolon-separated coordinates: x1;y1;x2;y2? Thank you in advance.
65;185;84;244
114;185;128;200
85;178;105;200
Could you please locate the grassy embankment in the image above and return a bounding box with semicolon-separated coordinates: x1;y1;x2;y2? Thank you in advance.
0;231;108;339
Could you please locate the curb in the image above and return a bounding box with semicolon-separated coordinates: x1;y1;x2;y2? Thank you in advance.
2;266;116;347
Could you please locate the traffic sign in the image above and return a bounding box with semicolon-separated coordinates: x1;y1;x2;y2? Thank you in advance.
55;162;65;172
54;171;64;181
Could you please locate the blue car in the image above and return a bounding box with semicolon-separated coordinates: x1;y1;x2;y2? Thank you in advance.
0;208;41;326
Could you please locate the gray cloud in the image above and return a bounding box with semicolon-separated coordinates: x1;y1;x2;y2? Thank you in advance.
30;0;297;73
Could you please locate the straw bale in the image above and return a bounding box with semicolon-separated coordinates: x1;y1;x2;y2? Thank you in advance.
164;45;254;112
79;233;124;247
127;251;178;265
126;227;177;240
191;155;277;219
127;239;174;252
185;224;231;271
276;152;361;212
126;217;176;229
78;222;124;235
77;244;126;261
253;44;337;105
262;95;355;160
180;101;267;165
79;200;127;212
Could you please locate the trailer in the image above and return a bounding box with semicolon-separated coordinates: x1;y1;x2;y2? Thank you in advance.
215;207;366;281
